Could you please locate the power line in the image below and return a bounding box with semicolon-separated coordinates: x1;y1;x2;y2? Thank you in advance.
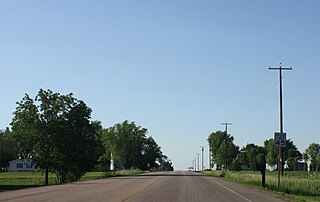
294;44;320;67
237;80;278;124
276;15;320;63
227;69;275;123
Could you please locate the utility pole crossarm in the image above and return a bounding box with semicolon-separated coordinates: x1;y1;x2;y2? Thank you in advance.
269;67;292;70
221;122;232;134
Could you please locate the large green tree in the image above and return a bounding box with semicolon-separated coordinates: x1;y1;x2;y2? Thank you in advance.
103;120;147;169
306;143;320;171
11;94;39;159
264;138;301;171
102;120;164;170
302;150;309;171
0;128;17;170
234;143;266;171
158;155;174;171
264;138;278;168
11;89;101;184
92;121;110;172
283;139;302;171
141;136;162;170
208;131;239;170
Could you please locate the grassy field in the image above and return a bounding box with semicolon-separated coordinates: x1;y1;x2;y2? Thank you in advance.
203;171;320;202
0;170;144;192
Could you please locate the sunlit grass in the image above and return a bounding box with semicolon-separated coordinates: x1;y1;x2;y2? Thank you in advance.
0;171;57;186
79;169;145;181
0;170;145;192
203;170;320;202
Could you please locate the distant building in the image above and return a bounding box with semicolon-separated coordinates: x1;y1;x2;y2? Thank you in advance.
9;159;36;172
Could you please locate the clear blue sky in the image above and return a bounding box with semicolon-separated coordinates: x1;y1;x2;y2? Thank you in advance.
1;1;320;170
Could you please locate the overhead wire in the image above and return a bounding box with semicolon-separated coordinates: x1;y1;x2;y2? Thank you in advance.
276;15;320;64
235;14;320;124
295;48;320;67
236;79;278;126
293;22;320;65
227;69;271;118
215;14;320;138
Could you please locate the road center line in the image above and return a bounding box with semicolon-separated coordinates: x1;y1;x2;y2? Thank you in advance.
121;177;163;202
208;177;253;202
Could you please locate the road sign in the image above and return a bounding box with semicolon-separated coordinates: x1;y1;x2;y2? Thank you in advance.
274;132;286;147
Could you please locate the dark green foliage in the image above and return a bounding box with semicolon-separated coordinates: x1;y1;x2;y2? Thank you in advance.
0;129;17;170
232;143;266;186
306;143;320;171
208;130;239;170
103;121;146;169
11;89;101;184
256;153;266;172
141;136;162;170
11;94;39;159
158;155;174;171
102;120;166;170
235;143;266;171
231;157;242;171
49;101;102;183
302;151;309;171
95;152;111;172
92;121;111;172
264;138;278;168
264;138;301;170
284;139;302;171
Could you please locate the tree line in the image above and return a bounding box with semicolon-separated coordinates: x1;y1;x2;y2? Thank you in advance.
208;130;320;172
0;89;173;184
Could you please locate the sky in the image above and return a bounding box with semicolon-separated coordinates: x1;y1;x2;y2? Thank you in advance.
1;1;320;170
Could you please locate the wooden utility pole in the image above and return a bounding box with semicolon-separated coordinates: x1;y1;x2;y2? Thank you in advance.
221;122;232;170
269;63;292;177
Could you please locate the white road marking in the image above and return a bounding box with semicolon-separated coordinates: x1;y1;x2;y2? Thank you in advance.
209;178;253;202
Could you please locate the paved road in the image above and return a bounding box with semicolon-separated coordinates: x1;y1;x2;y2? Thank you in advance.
0;171;287;202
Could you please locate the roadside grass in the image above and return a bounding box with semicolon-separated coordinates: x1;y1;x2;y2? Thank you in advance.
79;169;146;181
203;170;320;202
0;172;56;192
0;170;145;192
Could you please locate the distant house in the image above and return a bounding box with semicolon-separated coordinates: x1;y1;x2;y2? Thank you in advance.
9;159;36;172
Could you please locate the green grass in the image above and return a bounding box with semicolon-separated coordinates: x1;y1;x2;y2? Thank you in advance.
0;171;57;192
79;170;146;181
203;171;320;202
0;170;145;192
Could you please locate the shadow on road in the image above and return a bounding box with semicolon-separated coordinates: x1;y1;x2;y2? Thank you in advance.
137;172;205;177
0;185;42;192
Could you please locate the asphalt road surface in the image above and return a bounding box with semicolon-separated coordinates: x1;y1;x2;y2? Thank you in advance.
0;171;288;202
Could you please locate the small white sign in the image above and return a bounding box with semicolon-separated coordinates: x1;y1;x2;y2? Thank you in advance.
274;132;286;147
